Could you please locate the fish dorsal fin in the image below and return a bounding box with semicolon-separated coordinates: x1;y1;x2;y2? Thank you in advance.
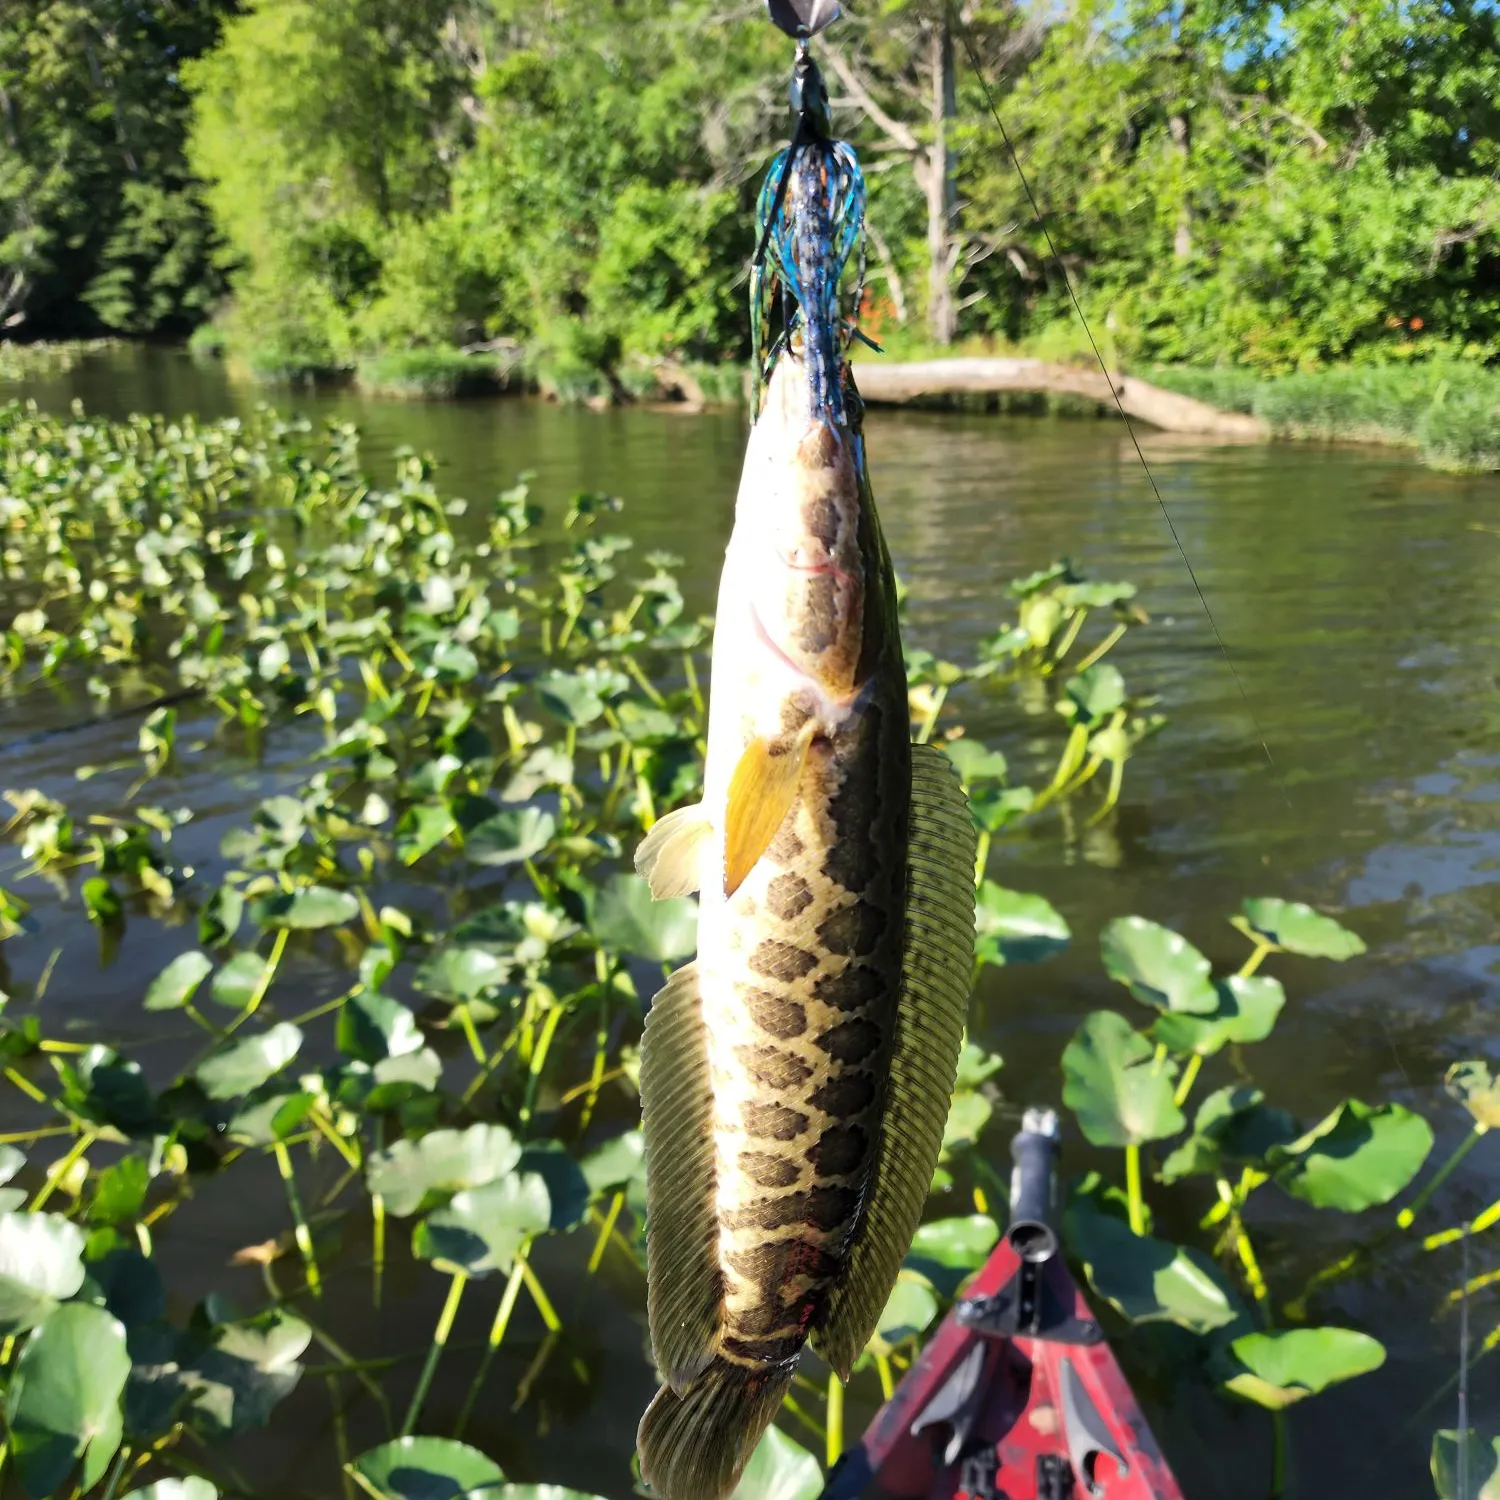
640;961;724;1390
723;722;817;897
636;802;713;899
812;742;977;1379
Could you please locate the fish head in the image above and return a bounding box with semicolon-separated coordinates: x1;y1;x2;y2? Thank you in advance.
739;354;869;699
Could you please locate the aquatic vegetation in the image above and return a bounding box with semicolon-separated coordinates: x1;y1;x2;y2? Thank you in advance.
1150;361;1500;473
355;351;518;401
0;343;119;383
0;397;1160;1496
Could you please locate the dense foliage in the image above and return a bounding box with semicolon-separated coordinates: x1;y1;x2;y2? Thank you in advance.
7;0;1500;374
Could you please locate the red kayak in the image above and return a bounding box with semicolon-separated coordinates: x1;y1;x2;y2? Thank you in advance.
822;1111;1185;1500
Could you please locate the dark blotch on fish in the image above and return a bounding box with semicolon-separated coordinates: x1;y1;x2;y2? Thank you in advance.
745;1101;811;1140
810;1072;877;1116
810;1122;868;1176
815;903;884;958
735;1044;814;1090
770;823;806;861
725;1238;838;1285
723;1332;805;1364
747;988;809;1039
814;1017;882;1064
812;963;884;1013
741;1152;801;1190
796;573;839;655
802;489;842;549
724;1185;859;1234
766;872;815;921
750;939;819;983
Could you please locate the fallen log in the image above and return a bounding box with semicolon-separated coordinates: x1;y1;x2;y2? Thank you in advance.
849;357;1266;439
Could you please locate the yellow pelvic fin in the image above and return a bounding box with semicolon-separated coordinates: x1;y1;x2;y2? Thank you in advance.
635;802;712;899
640;962;723;1390
722;722;817;898
812;742;978;1379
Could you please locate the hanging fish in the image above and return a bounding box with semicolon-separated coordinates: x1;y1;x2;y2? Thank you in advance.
632;57;978;1500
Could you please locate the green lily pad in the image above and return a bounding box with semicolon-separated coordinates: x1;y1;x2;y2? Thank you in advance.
580;1131;645;1196
730;1425;822;1500
252;886;360;930
904;1216;1000;1297
195;1023;303;1101
0;1212;87;1333
1100;916;1217;1014
466;808;555;867
1150;975;1287;1058
954;1042;1004;1090
415;946;509;1004
82;877;123;925
414;1174;551;1277
121;1480;219;1500
535;670;605;726
501;747;575;802
367;1124;522;1217
1060;664;1125;724
1269;1099;1432;1211
144;951;213;1012
180;1305;311;1437
867;1274;941;1355
396;803;458;865
1066;1200;1238;1333
1061;1011;1184;1147
1446;1061;1500;1129
1236;898;1366;960
226;1091;315;1147
211;952;270;1010
1432;1430;1500;1500
1159;1086;1300;1183
1223;1327;1384;1408
123;1476;219;1500
7;1302;131;1496
940;1089;993;1159
337;992;424;1064
942;739;1009;787
87;1156;150;1225
593;873;697;963
56;1048;160;1137
974;883;1070;967
199;885;245;949
517;1145;590;1231
349;1436;504;1500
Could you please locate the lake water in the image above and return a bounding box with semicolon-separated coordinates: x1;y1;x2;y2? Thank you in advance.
4;346;1499;1499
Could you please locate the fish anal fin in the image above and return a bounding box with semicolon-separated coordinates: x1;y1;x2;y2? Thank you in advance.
641;962;724;1390
812;743;977;1379
636;803;713;899
723;724;815;897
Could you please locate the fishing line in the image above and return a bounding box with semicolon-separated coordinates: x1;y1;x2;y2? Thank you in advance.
950;11;1289;807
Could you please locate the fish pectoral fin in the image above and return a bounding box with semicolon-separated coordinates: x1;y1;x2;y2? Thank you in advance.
723;724;816;898
812;743;978;1381
636;802;713;899
641;961;724;1390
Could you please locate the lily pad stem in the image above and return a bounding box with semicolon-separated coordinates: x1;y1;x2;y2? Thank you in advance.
519;1004;567;1129
519;1254;561;1332
1124;1144;1146;1235
1072;622;1127;675
454;1248;529;1438
401;1270;468;1437
30;1127;97;1211
826;1370;844;1468
1397;1122;1487;1229
272;1138;322;1299
1174;1054;1204;1108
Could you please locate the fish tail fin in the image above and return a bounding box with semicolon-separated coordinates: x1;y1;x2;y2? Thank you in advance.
637;1358;795;1500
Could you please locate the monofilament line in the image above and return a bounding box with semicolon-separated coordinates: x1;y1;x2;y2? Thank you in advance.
951;10;1289;809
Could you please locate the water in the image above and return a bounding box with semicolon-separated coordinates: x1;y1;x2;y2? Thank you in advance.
5;347;1500;1498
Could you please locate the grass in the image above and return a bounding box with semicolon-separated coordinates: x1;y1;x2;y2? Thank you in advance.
354;347;516;399
0;339;118;381
186;322;227;359
1150;361;1500;473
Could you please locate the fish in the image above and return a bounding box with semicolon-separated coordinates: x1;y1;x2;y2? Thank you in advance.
629;345;979;1496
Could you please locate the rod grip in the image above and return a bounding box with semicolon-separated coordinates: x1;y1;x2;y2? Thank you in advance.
1007;1107;1060;1263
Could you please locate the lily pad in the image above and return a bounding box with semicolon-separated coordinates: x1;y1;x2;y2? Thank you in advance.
1100;916;1217;1015
0;1212;87;1332
1066;1201;1238;1334
1432;1430;1500;1500
580;1131;645;1196
1237;898;1365;960
1269;1099;1433;1211
1446;1061;1500;1129
414;1174;552;1277
466;808;555;867
349;1436;504;1500
180;1305;311;1437
195;1023;303;1101
535;670;605;726
593;873;697;963
367;1124;522;1217
7;1302;131;1496
943;739;1009;787
56;1048;160;1137
517;1144;590;1232
1060;663;1126;724
252;886;360;930
337;992;424;1064
867;1275;941;1355
415;946;509;1004
199;885;245;949
211;951;269;1010
1159;1086;1300;1183
1061;1011;1184;1147
731;1424;823;1500
1151;975;1286;1057
121;1481;219;1500
1223;1327;1385;1408
904;1215;1000;1297
973;883;1070;967
144;951;213;1012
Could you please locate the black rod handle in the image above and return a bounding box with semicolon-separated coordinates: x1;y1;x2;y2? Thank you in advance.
1007;1107;1060;1263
